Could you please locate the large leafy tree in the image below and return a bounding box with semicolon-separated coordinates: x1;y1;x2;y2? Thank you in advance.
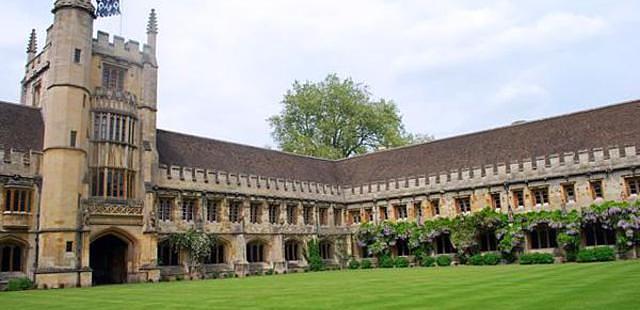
269;74;424;159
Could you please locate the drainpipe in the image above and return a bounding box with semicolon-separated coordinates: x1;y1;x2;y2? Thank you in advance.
76;193;82;287
33;178;43;285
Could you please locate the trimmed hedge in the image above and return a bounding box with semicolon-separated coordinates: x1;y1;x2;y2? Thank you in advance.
468;253;501;266
436;255;452;267
519;253;554;265
348;259;361;269
420;256;436;267
361;259;373;269
468;254;485;266
394;257;409;268
379;255;395;268
577;247;615;263
483;253;501;265
7;277;33;291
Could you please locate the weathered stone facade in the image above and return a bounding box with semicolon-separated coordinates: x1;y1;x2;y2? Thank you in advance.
1;0;639;288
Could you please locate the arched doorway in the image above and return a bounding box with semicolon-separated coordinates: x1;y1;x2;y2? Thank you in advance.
90;234;128;285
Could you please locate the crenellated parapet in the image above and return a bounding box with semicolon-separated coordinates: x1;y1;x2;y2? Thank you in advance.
93;31;155;66
0;146;42;178
342;144;640;203
157;164;343;203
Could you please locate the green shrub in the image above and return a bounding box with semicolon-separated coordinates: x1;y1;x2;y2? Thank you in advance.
420;256;436;267
307;239;325;271
483;253;501;265
468;254;485;266
577;247;615;263
379;255;395;268
361;259;373;269
520;253;554;265
348;259;360;269
436;255;452;267
394;257;409;268
7;277;33;291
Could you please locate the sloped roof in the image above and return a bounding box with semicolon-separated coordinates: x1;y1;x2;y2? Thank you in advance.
0;101;44;151
2;99;639;186
335;99;640;184
156;130;339;184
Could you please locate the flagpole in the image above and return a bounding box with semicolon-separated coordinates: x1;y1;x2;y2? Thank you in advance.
119;0;123;36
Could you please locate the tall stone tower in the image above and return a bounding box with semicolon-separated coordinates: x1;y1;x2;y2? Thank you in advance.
36;0;95;287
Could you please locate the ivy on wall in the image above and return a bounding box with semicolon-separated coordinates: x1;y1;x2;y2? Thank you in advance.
169;229;217;276
355;201;640;262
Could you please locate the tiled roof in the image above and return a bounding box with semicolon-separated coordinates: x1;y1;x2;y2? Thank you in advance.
0;101;43;151
156;130;339;184
3;98;639;186
336;99;640;184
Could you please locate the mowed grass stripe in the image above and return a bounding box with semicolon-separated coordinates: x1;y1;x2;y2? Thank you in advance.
1;261;639;309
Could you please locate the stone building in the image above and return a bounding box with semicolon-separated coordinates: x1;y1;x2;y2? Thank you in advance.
1;0;639;288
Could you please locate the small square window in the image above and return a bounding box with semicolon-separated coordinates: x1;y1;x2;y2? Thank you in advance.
456;197;471;214
513;190;525;208
626;177;640;196
491;193;502;210
395;205;408;219
430;199;440;216
532;188;549;206
590;180;603;199
563;184;576;202
66;241;73;253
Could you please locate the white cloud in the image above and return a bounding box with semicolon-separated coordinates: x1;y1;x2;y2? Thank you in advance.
0;0;635;149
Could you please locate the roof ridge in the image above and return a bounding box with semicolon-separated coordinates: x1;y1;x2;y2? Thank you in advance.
337;97;640;162
0;100;42;111
156;129;337;163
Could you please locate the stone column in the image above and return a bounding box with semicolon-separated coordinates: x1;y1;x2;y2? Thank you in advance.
242;198;250;224
372;205;380;224
278;201;286;225
388;203;396;222
260;200;269;224
296;201;304;226
271;234;285;273
406;201;415;222
173;193;182;222
233;234;248;277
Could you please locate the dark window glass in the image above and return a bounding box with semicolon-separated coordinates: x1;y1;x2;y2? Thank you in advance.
268;205;279;224
530;226;558;249
229;202;241;223
159;198;173;221
396;239;410;256
246;242;264;263
435;234;455;254
479;231;498;251
285;241;299;261
158;241;179;266
584;223;616;246
320;242;332;260
205;244;225;264
74;48;82;63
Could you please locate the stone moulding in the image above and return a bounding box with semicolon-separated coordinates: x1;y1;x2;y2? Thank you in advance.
82;198;144;217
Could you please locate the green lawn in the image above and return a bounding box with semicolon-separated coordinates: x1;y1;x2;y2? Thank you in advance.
2;261;639;309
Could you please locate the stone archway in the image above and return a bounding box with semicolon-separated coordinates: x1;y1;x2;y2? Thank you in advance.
90;234;129;285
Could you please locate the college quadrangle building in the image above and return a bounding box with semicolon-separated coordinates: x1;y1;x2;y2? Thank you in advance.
1;0;639;288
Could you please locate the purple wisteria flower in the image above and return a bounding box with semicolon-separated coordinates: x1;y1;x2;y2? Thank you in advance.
608;207;622;216
383;226;392;236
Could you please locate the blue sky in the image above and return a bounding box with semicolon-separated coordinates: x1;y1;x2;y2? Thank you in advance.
1;1;639;148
